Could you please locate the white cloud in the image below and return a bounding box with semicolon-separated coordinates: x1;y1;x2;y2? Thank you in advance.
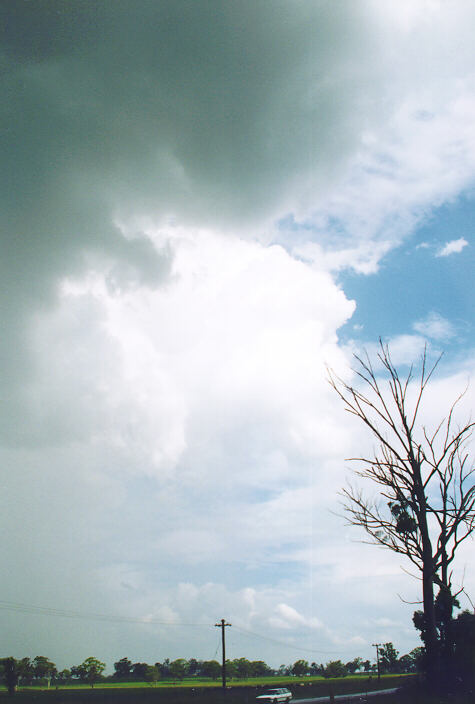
413;312;455;340
293;240;394;275
279;0;475;273
0;227;360;662
363;334;428;367
436;237;469;257
288;90;475;272
269;604;323;632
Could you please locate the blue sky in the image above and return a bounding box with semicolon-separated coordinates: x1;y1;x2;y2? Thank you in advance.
0;0;474;673
340;193;474;351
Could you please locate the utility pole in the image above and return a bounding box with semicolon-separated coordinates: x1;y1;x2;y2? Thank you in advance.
215;619;231;689
372;643;381;681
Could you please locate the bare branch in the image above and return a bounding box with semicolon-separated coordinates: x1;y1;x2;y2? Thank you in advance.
330;342;474;675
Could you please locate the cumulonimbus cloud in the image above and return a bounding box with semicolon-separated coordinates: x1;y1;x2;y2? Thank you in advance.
1;0;475;668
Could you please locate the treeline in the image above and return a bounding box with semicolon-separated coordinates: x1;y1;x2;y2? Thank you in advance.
0;641;421;693
277;643;422;678
0;656;107;694
114;657;272;682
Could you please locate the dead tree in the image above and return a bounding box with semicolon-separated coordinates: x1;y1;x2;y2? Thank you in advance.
328;341;474;689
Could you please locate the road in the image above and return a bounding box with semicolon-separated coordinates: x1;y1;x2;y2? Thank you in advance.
293;687;398;703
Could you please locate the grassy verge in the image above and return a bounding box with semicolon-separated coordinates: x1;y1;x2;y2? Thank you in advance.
0;675;413;703
0;685;472;704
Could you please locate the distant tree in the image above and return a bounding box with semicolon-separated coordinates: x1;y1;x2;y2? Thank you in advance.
76;657;106;688
233;658;252;679
323;660;347;678
329;343;475;690
225;659;236;679
361;660;372;673
33;656;57;687
378;643;399;674
187;658;201;676
169;658;188;681
70;665;81;680
114;657;133;679
202;660;221;680
250;660;271;677
397;647;423;674
345;657;362;674
156;658;170;678
17;658;34;686
56;669;71;685
277;664;290;676
291;659;309;677
397;654;414;673
309;662;323;676
143;665;159;685
0;658;19;695
131;662;149;680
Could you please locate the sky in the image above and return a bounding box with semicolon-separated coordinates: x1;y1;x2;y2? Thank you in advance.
0;0;474;672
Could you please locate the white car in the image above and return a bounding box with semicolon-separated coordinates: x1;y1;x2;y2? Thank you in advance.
256;688;292;703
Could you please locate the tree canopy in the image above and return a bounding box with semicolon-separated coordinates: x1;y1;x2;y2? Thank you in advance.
74;657;106;688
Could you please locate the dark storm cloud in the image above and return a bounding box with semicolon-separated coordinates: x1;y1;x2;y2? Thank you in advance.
5;1;376;221
1;1;379;244
0;0;381;435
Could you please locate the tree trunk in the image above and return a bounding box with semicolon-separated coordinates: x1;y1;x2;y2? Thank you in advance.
422;561;439;687
438;536;456;692
413;459;439;690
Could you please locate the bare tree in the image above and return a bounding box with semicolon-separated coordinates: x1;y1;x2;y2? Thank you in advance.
328;341;474;689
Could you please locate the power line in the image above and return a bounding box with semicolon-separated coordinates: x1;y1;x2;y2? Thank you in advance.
232;625;344;656
0;599;360;658
0;600;210;627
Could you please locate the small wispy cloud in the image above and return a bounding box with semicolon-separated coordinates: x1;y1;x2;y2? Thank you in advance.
413;311;455;341
270;603;323;630
436;237;468;257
